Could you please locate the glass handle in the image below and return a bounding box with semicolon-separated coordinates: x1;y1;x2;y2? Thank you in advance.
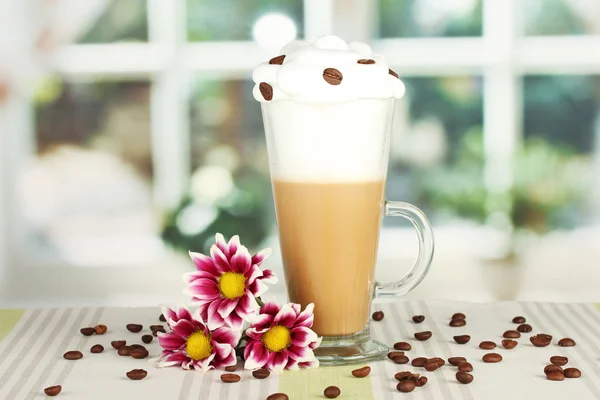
375;201;435;297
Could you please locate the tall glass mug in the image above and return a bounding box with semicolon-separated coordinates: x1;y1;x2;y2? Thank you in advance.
261;98;435;365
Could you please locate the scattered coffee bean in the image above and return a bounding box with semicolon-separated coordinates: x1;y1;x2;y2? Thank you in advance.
126;324;143;333
452;313;466;320
424;360;440;371
387;351;404;360
142;335;153;344
454;335;471;344
63;351;83;360
479;341;496;350
130;348;149;359
544;365;564;375
547;371;565;381
503;330;521;338
456;371;474;384
357;59;375;65
372;311;384;321
44;385;62;396
149;325;164;332
429;357;446;367
252;368;270;379
394;342;412;351
458;362;473;372
502;339;518;349
448;357;467;366
324;386;341;398
564;368;581;378
482;353;502;363
394;371;413;381
531;334;553;347
352;366;371;378
512;316;526;324
323;68;343;85
111;340;126;349
266;394;288;400
129;344;146;351
550;356;568;366
159;314;166;322
412;357;428;367
393;355;410;364
90;344;104;353
414;331;432;341
118;346;131;356
412;315;425;323
259;82;273;101
449;319;467;327
94;324;108;335
152;328;165;337
558;338;576;347
517;323;533;333
397;380;416;393
388;69;399;79
269;55;286;65
126;369;147;380
416;376;428;387
80;327;95;336
220;373;241;383
223;365;237;372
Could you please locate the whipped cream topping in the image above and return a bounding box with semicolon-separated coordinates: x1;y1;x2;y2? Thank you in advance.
253;35;405;103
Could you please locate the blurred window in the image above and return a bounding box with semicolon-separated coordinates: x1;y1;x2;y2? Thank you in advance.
524;0;600;36
76;0;148;43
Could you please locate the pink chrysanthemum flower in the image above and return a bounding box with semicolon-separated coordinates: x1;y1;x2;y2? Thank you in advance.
244;301;321;372
184;233;277;330
157;306;241;371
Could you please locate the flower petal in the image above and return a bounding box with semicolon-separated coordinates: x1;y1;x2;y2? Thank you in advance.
249;279;269;298
210;245;231;273
251;248;272;266
218;298;240;319
157;351;189;368
206;299;227;330
248;313;273;331
213;342;235;364
230;246;252;274
290;326;318;347
285;358;300;370
235;290;260;320
273;303;297;328
215;233;229;257
189;251;220;276
244;341;269;370
227;235;241;258
295;303;315;328
225;311;244;331
299;357;319;369
260;300;281;317
286;344;314;362
187;278;221;301
211;326;242;348
170;319;196;338
175;306;193;322
160;306;178;324
196;352;216;372
157;332;186;350
246;266;263;286
266;351;288;372
260;268;278;284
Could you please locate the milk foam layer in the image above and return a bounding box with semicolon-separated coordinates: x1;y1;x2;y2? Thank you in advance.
253;35;405;103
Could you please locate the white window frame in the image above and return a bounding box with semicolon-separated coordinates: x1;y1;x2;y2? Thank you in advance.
2;0;600;299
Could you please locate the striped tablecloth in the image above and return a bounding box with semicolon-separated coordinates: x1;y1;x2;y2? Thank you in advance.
1;301;599;400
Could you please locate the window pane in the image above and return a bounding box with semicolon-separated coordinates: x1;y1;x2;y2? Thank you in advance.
26;79;158;266
187;0;304;42
521;75;598;230
76;0;148;43
524;0;600;36
379;0;482;38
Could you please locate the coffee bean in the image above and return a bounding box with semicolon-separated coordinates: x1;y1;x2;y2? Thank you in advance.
44;385;62;396
517;323;533;333
544;365;564;375
412;315;425;323
448;357;467;366
126;324;143;333
547;371;565;381
456;371;474;384
63;351;83;360
269;55;286;65
482;353;502;363
266;394;289;400
142;335;153;344
118;346;131;356
479;341;496;350
558;338;576;347
458;362;473;372
414;331;432;341
452;312;466;320
357;59;375;65
387;351;404;360
454;335;471;344
131;348;149;359
126;369;147;380
394;342;411;351
394;371;413;381
323;68;343;85
324;386;341;398
94;324;108;335
502;339;518;349
512;316;526;324
152;328;165;337
531;334;552;347
424;360;440;371
550;356;568;366
397;380;416;393
149;325;164;332
503;330;521;338
564;368;581;378
416;376;428;387
129;344;146;351
449;319;466;327
252;368;270;379
159;314;166;322
220;365;235;372
372;311;384;321
80;327;95;336
259;82;273;101
389;69;399;79
111;340;126;349
351;366;371;378
393;355;409;364
429;357;446;367
221;373;241;383
90;344;104;353
412;357;428;367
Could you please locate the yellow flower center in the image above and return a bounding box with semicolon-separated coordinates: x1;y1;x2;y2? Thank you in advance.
186;330;213;361
262;325;291;352
218;272;247;300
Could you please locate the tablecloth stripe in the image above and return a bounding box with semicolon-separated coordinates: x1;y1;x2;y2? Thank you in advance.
0;309;25;342
0;309;42;372
372;302;400;400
